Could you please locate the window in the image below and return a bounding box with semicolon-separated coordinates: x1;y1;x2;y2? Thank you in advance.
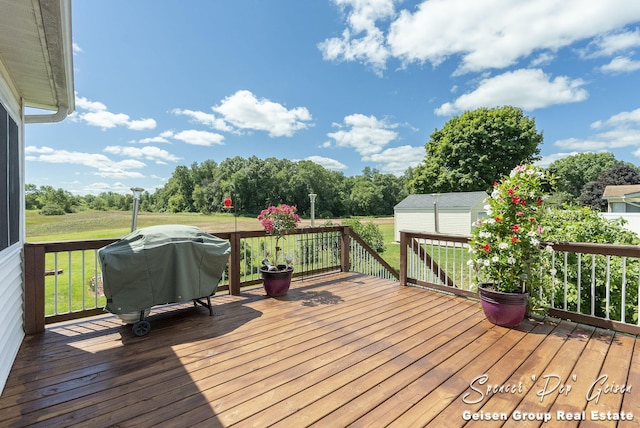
1;102;19;252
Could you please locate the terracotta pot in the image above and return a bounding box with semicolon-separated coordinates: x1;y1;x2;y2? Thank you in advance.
478;284;528;327
260;266;294;297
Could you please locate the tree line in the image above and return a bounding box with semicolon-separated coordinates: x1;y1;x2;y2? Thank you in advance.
26;106;640;217
26;158;412;218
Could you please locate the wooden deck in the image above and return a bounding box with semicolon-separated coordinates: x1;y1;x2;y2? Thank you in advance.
1;272;639;427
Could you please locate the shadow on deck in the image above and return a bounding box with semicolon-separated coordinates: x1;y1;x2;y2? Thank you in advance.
1;272;639;427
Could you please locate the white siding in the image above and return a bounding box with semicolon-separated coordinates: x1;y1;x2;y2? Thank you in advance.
1;64;25;395
394;210;435;241
601;213;640;237
394;209;472;241
0;246;24;393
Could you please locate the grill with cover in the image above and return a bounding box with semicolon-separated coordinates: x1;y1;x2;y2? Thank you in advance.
98;224;231;336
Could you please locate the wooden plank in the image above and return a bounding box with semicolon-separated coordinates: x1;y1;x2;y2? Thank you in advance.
620;336;640;420
2;274;410;426
1;272;639;428
271;307;488;427
121;287;459;427
347;320;510;427
581;332;636;427
547;328;615;426
388;319;551;427
471;320;581;428
303;315;503;427
500;323;596;428
1;274;386;404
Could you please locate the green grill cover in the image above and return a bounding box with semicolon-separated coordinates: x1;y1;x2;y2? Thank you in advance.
98;224;231;315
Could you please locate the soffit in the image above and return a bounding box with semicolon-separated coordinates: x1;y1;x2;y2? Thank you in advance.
0;0;74;113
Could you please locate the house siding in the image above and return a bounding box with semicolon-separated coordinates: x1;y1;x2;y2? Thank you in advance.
1;66;25;395
394;208;473;241
0;246;24;393
394;192;489;241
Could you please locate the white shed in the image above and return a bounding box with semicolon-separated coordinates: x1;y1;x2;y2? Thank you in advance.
0;0;74;393
394;191;488;241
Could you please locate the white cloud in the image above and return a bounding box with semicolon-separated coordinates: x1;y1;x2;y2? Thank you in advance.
213;90;312;137
327;113;399;159
555;108;640;152
172;130;225;146
318;0;395;75
74;95;106;112
73;95;157;131
135;130;175;144
103;145;181;164
368;145;425;175
323;0;640;75
534;152;580;168
171;108;233;132
72;43;84;55
581;28;640;58
592;108;640;128
435;69;588;116
600;56;640;73
128;118;158;131
304;155;348;171
25;146;146;179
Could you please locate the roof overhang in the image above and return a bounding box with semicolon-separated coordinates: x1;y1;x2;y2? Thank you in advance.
0;0;75;122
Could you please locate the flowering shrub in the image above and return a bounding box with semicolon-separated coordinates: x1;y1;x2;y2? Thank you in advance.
469;164;553;293
258;204;301;267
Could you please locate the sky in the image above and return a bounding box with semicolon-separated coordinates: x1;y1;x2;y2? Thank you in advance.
24;0;640;195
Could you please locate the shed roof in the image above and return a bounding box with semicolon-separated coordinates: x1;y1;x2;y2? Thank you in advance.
602;185;640;199
394;191;488;210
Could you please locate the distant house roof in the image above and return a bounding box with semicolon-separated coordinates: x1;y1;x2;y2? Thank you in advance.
602;185;640;199
394;191;488;210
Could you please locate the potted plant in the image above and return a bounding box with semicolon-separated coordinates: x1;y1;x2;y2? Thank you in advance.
469;164;553;326
257;204;301;296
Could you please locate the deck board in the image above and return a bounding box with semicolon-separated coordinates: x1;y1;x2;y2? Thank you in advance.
1;271;639;427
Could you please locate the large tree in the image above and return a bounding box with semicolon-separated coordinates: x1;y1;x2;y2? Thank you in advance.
410;106;542;193
580;162;640;211
548;152;618;203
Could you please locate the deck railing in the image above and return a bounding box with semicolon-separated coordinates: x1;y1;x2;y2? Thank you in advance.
399;231;640;335
23;226;398;334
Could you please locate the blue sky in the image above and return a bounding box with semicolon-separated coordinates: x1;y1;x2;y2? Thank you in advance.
24;0;640;195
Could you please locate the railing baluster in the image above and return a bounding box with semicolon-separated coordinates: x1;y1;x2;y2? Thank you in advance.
550;250;556;308
621;256;627;323
576;253;581;314
53;252;58;315
68;251;72;313
563;252;568;311
81;251;86;310
591;255;596;317
605;256;611;320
